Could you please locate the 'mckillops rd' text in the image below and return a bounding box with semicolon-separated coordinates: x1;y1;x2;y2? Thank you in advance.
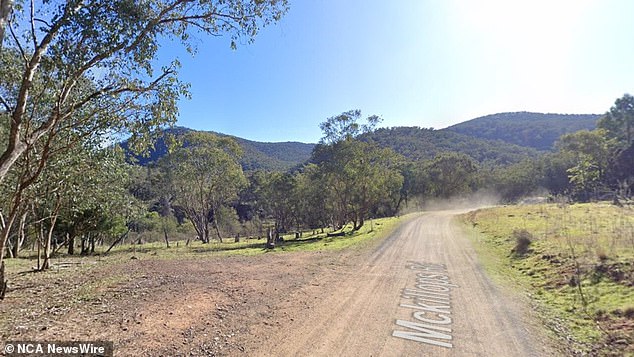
392;261;457;348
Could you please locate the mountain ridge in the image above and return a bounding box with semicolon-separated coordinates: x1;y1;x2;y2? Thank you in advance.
121;126;316;171
121;111;601;171
444;111;600;150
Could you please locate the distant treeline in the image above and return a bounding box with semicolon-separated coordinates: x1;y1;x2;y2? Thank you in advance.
2;97;633;280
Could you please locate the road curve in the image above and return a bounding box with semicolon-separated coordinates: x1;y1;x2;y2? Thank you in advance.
254;211;554;356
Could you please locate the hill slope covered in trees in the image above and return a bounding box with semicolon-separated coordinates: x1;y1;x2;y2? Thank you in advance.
360;126;540;166
121;127;316;171
122;111;601;171
444;112;599;150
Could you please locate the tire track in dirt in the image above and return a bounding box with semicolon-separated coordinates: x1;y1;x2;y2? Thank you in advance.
2;211;556;356
253;210;555;356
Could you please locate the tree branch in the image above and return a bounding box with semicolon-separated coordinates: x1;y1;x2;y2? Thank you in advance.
29;0;37;50
8;21;27;63
0;94;11;112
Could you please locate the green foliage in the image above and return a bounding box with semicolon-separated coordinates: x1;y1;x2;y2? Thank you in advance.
566;158;602;202
484;159;540;201
0;0;288;273
253;170;298;233
539;151;577;196
446;112;599;151
598;93;634;147
597;94;634;196
50;146;133;251
158;131;246;243
556;130;610;167
425;152;478;198
121;127;315;171
361;126;539;166
233;137;315;171
292;164;330;230
319;109;382;144
554;130;609;201
312;135;403;230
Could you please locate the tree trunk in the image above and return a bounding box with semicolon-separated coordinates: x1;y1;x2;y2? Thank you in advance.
265;227;275;249
0;140;27;188
214;221;223;243
354;216;364;231
163;227;170;248
0;209;7;299
80;235;87;255
67;234;75;255
41;195;61;270
106;228;130;253
0;260;6;299
89;234;95;254
0;202;19;298
37;221;43;270
204;222;211;243
41;214;59;270
5;239;12;258
11;211;27;258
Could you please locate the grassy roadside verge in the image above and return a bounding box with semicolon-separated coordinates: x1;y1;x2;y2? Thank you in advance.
460;203;634;356
5;214;411;274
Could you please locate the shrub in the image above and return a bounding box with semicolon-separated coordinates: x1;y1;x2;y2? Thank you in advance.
512;229;533;256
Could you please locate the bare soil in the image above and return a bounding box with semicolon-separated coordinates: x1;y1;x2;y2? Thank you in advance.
1;211;557;356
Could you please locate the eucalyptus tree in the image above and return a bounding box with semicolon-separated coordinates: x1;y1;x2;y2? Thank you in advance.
0;135;130;270
485;159;540;202
293;164;329;232
424;152;478;198
53;147;131;257
318;109;382;145
315;139;403;230
599;93;634;147
161;132;246;243
0;0;287;183
555;130;610;201
539;151;576;196
313;110;403;231
597;94;634;195
0;0;287;298
255;171;297;235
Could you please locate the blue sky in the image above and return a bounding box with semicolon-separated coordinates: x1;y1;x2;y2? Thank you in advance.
164;0;634;143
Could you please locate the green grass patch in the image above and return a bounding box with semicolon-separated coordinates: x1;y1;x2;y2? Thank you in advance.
102;215;407;259
461;203;634;356
6;215;410;274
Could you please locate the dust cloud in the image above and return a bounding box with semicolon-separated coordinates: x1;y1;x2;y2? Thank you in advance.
399;191;502;215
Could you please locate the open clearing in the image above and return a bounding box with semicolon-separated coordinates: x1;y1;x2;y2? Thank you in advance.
1;211;555;356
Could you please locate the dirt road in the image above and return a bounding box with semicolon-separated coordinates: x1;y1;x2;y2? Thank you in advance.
252;210;555;356
2;211;556;356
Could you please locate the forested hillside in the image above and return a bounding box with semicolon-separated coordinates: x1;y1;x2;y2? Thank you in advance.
361;126;540;166
121;127;315;171
232;137;315;171
445;112;599;150
124;123;543;171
